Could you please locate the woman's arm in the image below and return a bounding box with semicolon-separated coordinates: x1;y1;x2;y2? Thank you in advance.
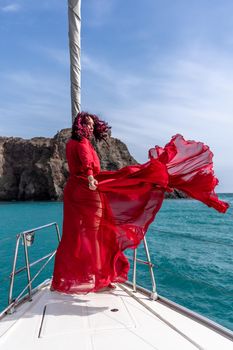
76;138;98;190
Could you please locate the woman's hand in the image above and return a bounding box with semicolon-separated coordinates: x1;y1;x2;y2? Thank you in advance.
88;175;98;190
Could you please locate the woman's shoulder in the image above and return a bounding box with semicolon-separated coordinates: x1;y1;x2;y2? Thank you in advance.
67;137;90;150
67;137;88;144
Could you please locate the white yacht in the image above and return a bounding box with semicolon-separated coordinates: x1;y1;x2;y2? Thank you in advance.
0;222;232;350
0;2;232;349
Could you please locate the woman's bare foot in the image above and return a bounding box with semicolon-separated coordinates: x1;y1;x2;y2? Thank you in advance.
95;283;116;292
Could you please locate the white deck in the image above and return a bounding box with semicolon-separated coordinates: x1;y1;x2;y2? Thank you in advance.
0;282;232;350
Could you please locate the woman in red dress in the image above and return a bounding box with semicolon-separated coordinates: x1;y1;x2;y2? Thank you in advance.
51;112;229;294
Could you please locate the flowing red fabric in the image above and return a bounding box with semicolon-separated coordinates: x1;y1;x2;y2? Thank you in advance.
51;134;229;294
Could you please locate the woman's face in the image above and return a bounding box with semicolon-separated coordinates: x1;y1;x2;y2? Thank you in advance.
86;116;94;134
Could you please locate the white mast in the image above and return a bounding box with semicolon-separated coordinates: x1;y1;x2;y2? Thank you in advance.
68;0;81;123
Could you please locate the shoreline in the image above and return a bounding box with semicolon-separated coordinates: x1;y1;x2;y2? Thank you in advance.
0;193;231;203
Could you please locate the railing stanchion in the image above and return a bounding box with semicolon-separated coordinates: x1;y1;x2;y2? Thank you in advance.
23;234;32;300
133;248;137;292
55;222;61;242
6;222;59;314
8;234;20;307
125;236;158;300
143;236;157;300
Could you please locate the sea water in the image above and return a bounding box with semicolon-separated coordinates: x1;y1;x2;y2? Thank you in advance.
0;195;232;331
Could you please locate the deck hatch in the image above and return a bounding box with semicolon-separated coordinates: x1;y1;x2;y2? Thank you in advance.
39;295;136;337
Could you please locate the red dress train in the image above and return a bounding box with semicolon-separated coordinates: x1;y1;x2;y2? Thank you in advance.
51;134;229;294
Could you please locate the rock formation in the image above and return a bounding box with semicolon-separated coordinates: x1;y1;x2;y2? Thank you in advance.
0;129;137;201
0;129;185;201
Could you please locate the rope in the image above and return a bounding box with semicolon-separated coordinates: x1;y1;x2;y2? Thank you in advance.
118;283;205;350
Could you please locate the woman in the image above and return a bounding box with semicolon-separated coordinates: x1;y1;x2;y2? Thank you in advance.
51;112;229;294
51;112;130;293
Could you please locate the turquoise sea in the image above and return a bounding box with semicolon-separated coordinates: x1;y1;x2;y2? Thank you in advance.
0;195;232;331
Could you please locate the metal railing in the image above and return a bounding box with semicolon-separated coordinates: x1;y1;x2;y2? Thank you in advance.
5;222;61;315
125;236;157;300
2;220;157;318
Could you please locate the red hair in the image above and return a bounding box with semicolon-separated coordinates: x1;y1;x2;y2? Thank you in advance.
71;111;111;143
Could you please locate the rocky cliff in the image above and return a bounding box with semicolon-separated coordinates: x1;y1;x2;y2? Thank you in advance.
0;129;138;201
0;129;185;201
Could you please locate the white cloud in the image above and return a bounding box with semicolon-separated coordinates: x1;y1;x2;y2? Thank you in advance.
30;46;69;67
1;3;21;12
0;70;71;138
0;42;232;191
81;47;233;192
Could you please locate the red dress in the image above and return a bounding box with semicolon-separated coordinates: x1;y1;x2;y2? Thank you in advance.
51;134;229;294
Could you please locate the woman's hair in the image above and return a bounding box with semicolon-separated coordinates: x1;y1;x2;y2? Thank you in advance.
71;111;111;143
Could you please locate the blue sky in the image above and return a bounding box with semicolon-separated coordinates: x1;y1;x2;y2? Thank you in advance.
0;0;233;192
